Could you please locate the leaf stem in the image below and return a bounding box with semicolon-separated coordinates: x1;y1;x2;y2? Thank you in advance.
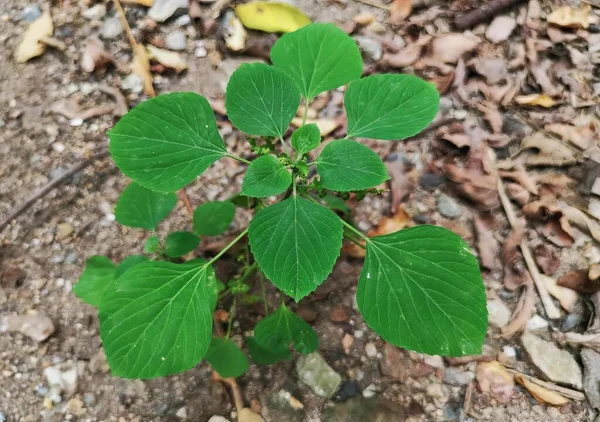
226;296;237;338
259;271;268;314
301;99;309;126
339;218;370;242
344;233;366;249
207;228;249;266
292;177;297;196
238;262;258;284
279;136;291;156
227;154;251;165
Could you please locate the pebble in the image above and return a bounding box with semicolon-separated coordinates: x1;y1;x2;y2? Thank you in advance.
329;306;349;323
0;411;5;422
121;74;144;93
65;252;78;265
56;222;74;240
166;31;187;51
380;344;435;379
175;14;192;26
365;342;377;358
419;173;447;190
208;417;230;422
43;364;79;395
176;407;187;419
102;16;124;40
341;333;354;355
49;166;69;180
82;4;106;20
437;194;462;219
443;368;475;386
148;0;189;22
296;353;342;399
84;393;95;406
354;330;364;339
353;36;382;62
438;96;454;114
581;348;600;409
335;380;358;401
525;315;549;332
0;313;55;342
195;46;208;58
21;4;41;22
487;298;511;328
362;383;380;398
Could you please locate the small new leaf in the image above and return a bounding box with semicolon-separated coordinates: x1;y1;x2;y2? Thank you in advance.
356;225;487;357
115;182;177;230
315;139;389;192
74;256;116;307
248;196;343;301
165;231;200;257
205;337;249;378
144;235;161;254
291;123;321;155
345;74;439;140
109;92;227;192
193;201;236;236
271;23;363;100
241;155;292;198
100;261;218;379
254;305;318;354
246;336;292;365
225;62;301;138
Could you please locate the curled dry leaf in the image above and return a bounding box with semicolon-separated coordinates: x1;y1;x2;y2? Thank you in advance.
515;94;556;108
498;165;538;195
515;374;569;405
428;72;454;95
522;200;574;247
380;35;431;69
224;12;247;52
81;37;114;73
519;132;578;167
547;6;595;29
540;274;579;312
475;101;503;134
470;58;507;85
476;361;514;404
147;45;188;73
531;60;561;97
429;33;480;64
485;15;517;43
558;269;600;294
505;182;530;207
558;202;600;243
473;214;499;271
534;244;559;275
16;11;53;63
546;121;597;151
389;0;412;26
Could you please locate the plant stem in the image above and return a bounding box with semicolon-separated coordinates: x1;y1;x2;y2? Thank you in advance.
179;188;194;218
301;99;309;126
238;262;258;284
207;228;249;266
339;218;370;242
279;136;291;156
259;271;268;314
227;154;251;165
226;296;237;338
345;233;366;249
292;177;297;196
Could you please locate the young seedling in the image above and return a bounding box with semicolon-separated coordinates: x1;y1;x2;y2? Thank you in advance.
75;23;487;380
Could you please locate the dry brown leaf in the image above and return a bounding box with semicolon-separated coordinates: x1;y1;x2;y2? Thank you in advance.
534;244;559;275
545;122;597;150
522;200;575;246
498;165;538;195
505;182;530;206
559;202;600;243
547;6;594;29
515;94;556;108
81;37;114;73
389;0;412;26
502;225;527;290
476;361;514;403
540;274;579;312
430;33;480;64
558;270;600;294
50;97;114;121
476;101;503;134
515;374;569;405
485;15;516;43
16;11;53;63
386;158;415;214
520;132;578;167
471;58;507;85
531;60;562;97
147;45;188;73
380;43;424;69
474;214;499;271
131;44;155;97
428;72;454;95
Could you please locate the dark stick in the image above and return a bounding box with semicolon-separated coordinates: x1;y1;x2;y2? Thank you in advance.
455;0;526;30
0;150;110;233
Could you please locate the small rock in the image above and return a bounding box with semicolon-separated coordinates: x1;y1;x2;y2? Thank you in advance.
487;298;511;328
176;407;187;419
362;383;380;398
166;31;187;51
21;4;41;22
149;0;189;22
353;36;382;62
341;333;354;355
521;331;582;389
207;417;230;422
0;313;55;342
56;222;74;240
66;398;86;416
82;4;106;20
102;16;124;40
335;380;358;401
420;173;447;190
296;306;317;323
121;74;144;93
426;383;445;398
329;306;349;323
439;96;454;114
485;15;517;43
238;407;265;422
0;411;5;422
525;315;548;332
380;344;435;379
44;364;79;395
84;393;95;406
437;194;462;218
64;252;78;265
296;353;342;399
365;342;377;358
353;330;364;339
195;45;208;58
582;348;600;410
49;166;69;181
443;368;475;386
423;355;445;369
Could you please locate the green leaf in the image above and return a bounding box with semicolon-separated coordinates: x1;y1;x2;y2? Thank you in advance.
165;232;200;258
254;305;318;354
291;123;321;155
246;336;292;365
109;92;228;192
345;74;439;140
249;196;343;301
193;201;236;236
316;194;350;214
241;155;292;198
205;337;249;378
116;255;148;278
356;225;487;357
114;182;178;230
99;261;218;379
225;62;301;138
315;139;389;192
144;235;161;254
271;23;363;101
74;256;116;307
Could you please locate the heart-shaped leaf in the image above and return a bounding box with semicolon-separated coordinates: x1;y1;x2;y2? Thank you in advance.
246;336;292;365
115;182;177;230
241;155;292;198
254;304;318;354
356;225;487;357
109;92;228;192
291;123;321;155
165;231;200;257
193;201;236;236
205;337;249;378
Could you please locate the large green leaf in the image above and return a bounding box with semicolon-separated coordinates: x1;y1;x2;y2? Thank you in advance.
271;23;363;100
74;256;116;307
241;155;291;198
99;261;218;379
315;139;389;192
115;255;148;278
246;336;292;365
356;225;487;357
193;201;236;236
109;92;228;192
205;337;249;378
165;231;200;257
291;123;321;155
248;196;343;301
345;74;439;140
225;63;301;138
115;182;177;230
254;305;318;354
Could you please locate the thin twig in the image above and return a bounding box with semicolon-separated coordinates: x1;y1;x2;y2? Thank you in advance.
179;188;194;218
455;0;527;29
463;381;474;416
506;369;586;400
0;150;110;233
112;0;138;50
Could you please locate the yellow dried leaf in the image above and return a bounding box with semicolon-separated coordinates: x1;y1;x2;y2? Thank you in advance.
235;2;310;33
515;93;556;108
224;13;247;52
547;6;592;29
122;0;154;6
515;374;570;405
389;0;412;26
131;44;155;97
147;45;188;73
15;11;53;63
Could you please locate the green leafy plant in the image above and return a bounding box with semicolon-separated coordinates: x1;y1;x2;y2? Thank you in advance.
75;23;487;380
